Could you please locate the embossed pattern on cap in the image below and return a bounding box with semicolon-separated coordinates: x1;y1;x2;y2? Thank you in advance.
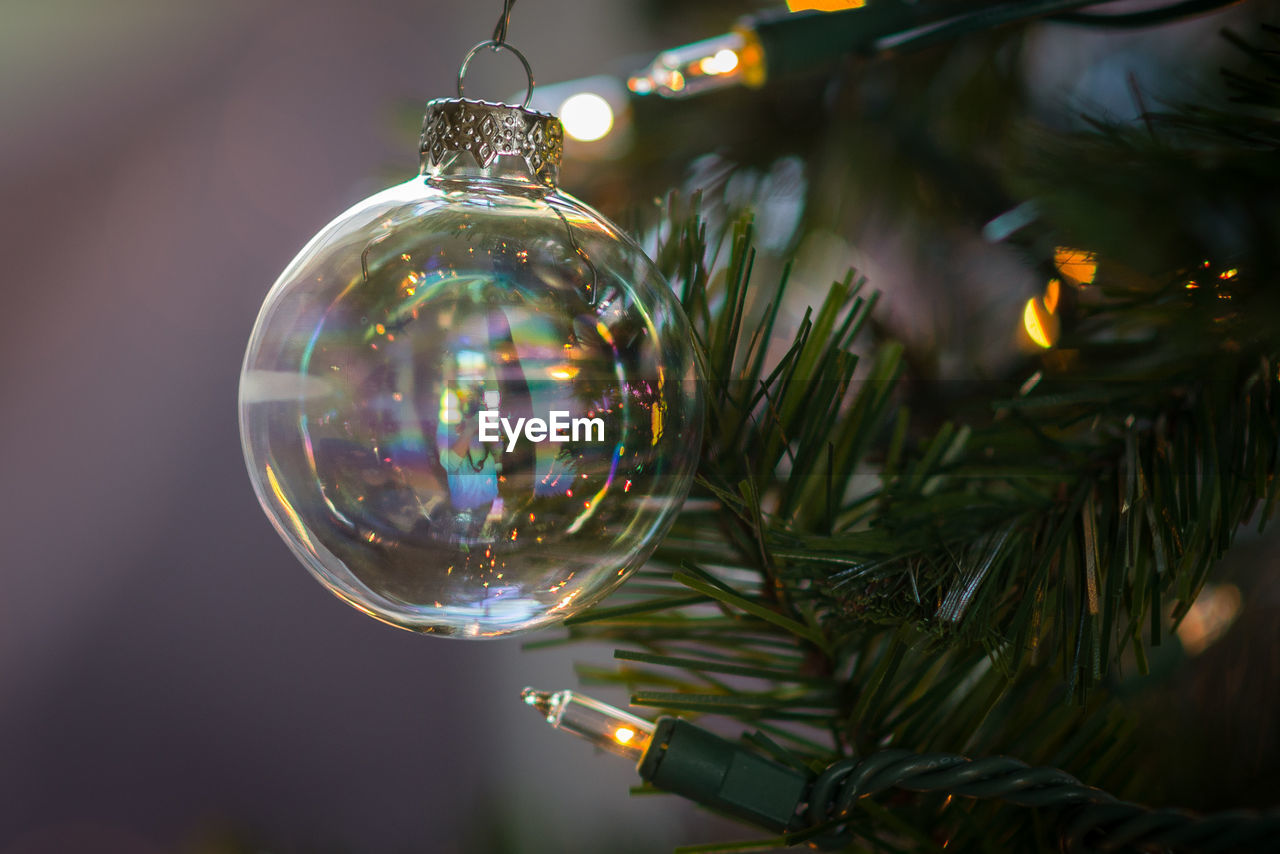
420;98;564;185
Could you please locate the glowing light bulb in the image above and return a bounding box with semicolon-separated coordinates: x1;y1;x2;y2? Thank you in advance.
547;364;580;380
1022;296;1059;350
1176;583;1242;656
521;686;812;832
629;31;763;98
1055;247;1097;286
522;687;655;763
1044;278;1061;314
560;92;614;142
700;49;740;75
787;0;866;10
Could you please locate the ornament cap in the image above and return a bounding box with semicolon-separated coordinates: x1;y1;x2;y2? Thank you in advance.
419;98;564;186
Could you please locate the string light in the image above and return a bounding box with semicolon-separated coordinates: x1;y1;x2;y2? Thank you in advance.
1176;583;1242;656
519;686;1275;850
1022;296;1059;349
787;0;866;10
1044;277;1061;314
1055;247;1097;285
522;687;810;833
522;687;654;762
615;2;1242;103
629;31;762;98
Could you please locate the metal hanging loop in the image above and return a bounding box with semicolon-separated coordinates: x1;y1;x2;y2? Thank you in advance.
455;0;532;109
456;39;534;108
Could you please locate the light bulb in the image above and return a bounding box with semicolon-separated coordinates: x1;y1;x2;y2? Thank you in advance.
520;686;812;833
628;31;763;98
522;687;655;763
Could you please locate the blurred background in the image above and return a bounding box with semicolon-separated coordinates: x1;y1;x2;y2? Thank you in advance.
0;0;1275;852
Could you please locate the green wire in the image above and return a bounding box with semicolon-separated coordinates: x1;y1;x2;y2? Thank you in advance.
802;750;1280;851
875;0;1112;53
1054;0;1245;29
752;0;1250;76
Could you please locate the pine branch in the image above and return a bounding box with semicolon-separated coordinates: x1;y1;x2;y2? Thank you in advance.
536;23;1280;853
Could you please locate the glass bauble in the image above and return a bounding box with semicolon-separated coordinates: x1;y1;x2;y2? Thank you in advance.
239;99;703;638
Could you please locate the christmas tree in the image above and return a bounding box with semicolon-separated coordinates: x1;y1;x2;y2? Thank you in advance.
522;1;1280;850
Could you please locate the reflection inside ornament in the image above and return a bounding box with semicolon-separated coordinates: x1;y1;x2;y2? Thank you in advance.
300;264;633;581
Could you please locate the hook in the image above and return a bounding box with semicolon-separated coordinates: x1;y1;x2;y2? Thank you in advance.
492;0;516;45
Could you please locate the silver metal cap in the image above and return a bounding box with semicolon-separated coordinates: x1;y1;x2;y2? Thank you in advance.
419;98;564;186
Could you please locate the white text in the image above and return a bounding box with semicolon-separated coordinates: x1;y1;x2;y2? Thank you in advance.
477;410;606;451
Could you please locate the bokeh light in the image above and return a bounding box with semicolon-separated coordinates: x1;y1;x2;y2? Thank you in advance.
560;92;614;142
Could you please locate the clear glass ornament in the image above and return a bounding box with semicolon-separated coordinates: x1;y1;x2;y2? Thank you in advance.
239;96;702;638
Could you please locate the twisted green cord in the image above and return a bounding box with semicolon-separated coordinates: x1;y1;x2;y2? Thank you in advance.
805;750;1280;852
